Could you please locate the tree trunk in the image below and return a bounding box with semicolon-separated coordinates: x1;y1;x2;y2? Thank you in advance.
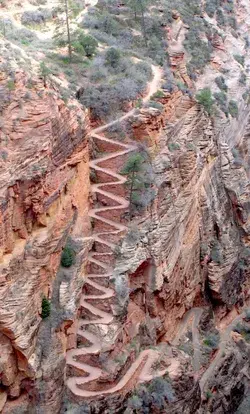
138;0;147;47
129;170;135;219
64;0;72;62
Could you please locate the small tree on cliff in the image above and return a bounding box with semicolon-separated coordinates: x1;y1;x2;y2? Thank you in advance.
196;88;214;116
121;152;155;218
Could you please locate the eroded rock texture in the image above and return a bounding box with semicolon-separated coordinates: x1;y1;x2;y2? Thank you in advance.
0;42;90;412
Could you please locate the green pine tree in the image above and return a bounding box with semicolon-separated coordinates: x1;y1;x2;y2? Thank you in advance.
41;297;51;319
39;62;51;88
121;152;155;218
54;0;80;62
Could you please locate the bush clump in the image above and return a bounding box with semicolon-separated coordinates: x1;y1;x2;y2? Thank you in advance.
196;88;214;115
61;245;75;267
239;72;247;85
125;377;174;413
205;0;220;18
234;54;245;67
105;47;121;68
75;33;98;57
215;76;228;92
214;91;228;116
41;297;51;319
203;333;219;349
21;9;53;26
80;57;152;121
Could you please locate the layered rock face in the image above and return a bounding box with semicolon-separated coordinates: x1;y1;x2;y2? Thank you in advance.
0;41;90;412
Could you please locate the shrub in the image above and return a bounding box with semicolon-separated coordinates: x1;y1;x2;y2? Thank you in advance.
242;90;250;102
78;33;98;57
216;8;226;26
184;30;212;72
228;100;238;118
41;297;51;319
115;275;129;300
127;395;143;411
210;241;223;264
203;333;219;349
168;142;180;151
106;121;126;141
39;61;51;87
127;377;174;413
234;54;245;67
239;72;247;85
196;88;214;115
206;390;213;399
231;148;243;166
21;9;52;25
61;245;75;267
151;89;165;99
105;47;121;68
80;58;150;121
228;16;237;30
245;309;250;322
205;0;219;18
215;76;228;92
7;80;15;91
214;91;228;116
146;101;164;111
89;65;108;81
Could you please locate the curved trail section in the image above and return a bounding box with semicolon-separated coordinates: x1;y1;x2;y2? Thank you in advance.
199;310;246;392
66;66;163;398
172;308;204;376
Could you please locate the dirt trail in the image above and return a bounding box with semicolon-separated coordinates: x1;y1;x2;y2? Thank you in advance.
66;64;163;397
172;307;204;376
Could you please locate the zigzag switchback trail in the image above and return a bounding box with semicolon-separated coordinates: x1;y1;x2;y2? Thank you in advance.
66;65;165;398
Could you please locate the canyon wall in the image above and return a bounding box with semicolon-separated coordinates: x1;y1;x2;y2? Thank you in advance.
1;0;250;412
0;41;90;412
